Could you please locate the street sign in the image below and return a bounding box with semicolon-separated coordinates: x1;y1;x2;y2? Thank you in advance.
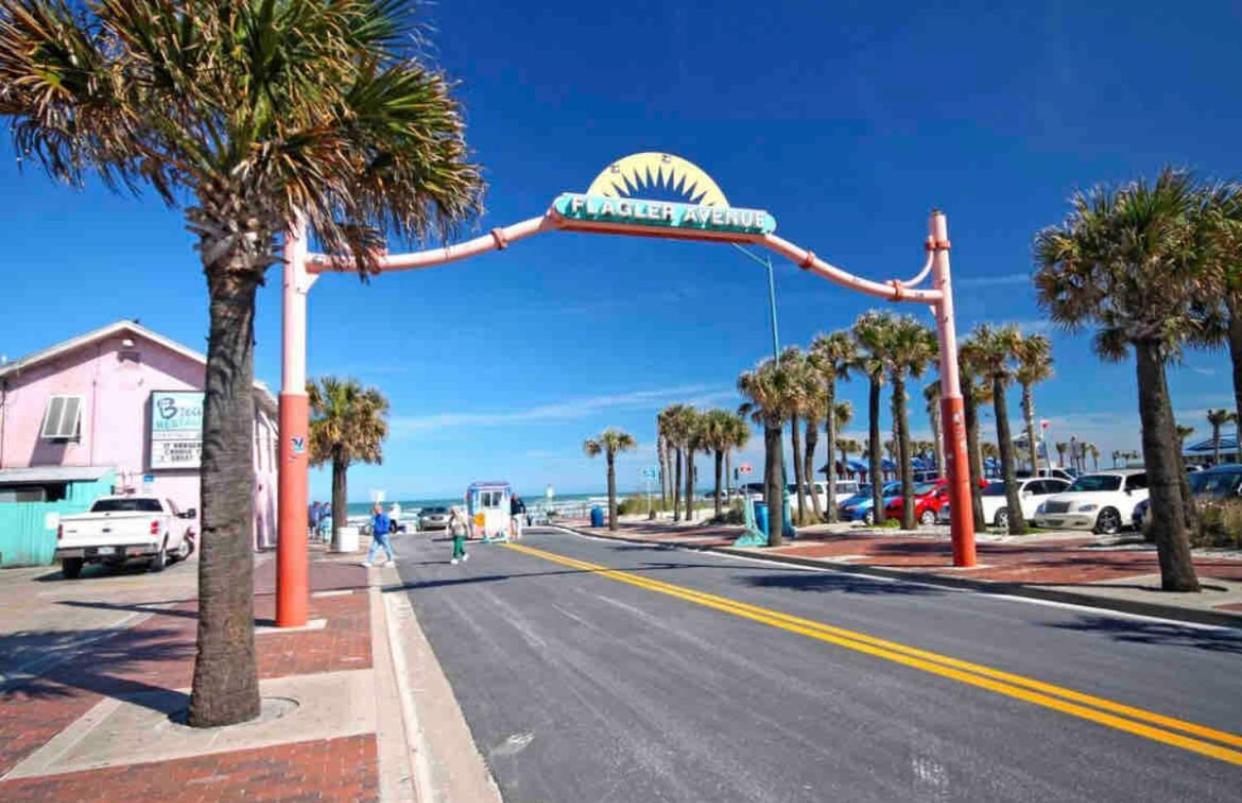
641;467;659;480
739;463;753;475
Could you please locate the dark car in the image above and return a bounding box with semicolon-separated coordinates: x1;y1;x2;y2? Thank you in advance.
418;506;451;531
1132;464;1242;528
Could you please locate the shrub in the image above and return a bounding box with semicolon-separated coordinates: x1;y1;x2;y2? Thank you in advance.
1193;499;1242;549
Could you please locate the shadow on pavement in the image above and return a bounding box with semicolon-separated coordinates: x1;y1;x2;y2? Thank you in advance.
1047;615;1242;655
741;572;944;596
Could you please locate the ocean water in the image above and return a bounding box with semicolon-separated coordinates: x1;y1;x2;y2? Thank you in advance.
342;491;620;518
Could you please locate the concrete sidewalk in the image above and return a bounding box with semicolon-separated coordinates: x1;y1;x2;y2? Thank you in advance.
560;518;1242;628
0;540;498;802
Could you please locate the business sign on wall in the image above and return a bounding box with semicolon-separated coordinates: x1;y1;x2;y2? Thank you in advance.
150;391;204;469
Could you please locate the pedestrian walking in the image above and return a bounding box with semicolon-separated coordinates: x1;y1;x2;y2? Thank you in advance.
362;503;395;567
308;501;322;538
510;493;527;540
448;507;469;565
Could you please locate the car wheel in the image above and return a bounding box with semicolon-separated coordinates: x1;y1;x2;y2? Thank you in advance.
863;510;875;526
175;537;193;562
62;558;84;579
994;508;1009;529
1094;508;1122;535
919;509;936;526
148;540;168;573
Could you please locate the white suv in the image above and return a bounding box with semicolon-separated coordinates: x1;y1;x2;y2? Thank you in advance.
1034;470;1148;534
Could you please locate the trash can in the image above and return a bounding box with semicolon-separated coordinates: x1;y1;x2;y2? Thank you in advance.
753;501;769;537
335;525;360;553
590;506;606;528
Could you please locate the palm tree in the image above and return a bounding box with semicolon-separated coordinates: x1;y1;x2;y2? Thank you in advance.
308;377;389;545
1057;442;1070;468
779;347;814;524
584;429;637;531
1176;425;1196;449
958;348;991;529
659;405;692;521
1035;168;1216;591
1088;443;1101;470
0;0;484;727
1014;333;1054;474
837;437;861;476
682;409;705;522
924;382;945;476
852;311;893;524
1202;185;1242;424
801;387;827;522
962;325;1026;534
701;409;744;518
1206;409;1237;465
881;316;938;528
738;357;800;546
726;412;752;497
656;427;670;509
809;331;857;522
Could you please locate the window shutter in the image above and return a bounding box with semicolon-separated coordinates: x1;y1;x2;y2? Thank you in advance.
40;395;84;439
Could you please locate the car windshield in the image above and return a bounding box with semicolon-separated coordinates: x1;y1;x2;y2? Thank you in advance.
882;482;901;495
424;506;448;514
1065;475;1122;493
982;482;1008;496
853;485;872;496
91;498;162;512
913;483;938;495
1195;471;1242;499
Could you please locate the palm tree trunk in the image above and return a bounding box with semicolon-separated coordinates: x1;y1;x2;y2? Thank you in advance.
713;450;724;519
725;451;733;497
1022;383;1040;474
805;420;823;522
189;271;260;728
672;448;683;521
330;455;347;551
606;451;618;531
657;434;669;508
824;380;838;522
1212;423;1222;466
684;448;695;522
962;381;986;530
868;375;885;524
1229;294;1242;426
790;413;806;524
764;424;784;546
1134;339;1199;591
993;379;1026;535
894;377;915;529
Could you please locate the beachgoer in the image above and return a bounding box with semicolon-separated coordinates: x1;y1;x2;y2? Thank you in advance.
447;507;469;565
362;504;395;567
308;501;322;537
509;494;527;540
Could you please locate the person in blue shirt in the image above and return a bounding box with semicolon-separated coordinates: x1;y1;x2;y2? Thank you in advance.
363;504;395;567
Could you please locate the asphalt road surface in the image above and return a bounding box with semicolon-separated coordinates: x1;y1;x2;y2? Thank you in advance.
393;528;1242;802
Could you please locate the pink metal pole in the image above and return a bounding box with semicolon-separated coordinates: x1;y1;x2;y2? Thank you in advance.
277;215;313;627
929;210;977;567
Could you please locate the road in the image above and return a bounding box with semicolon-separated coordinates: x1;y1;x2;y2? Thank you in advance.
393;528;1242;802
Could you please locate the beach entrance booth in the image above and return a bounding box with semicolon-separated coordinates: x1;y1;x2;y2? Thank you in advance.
467;481;511;541
270;151;980;627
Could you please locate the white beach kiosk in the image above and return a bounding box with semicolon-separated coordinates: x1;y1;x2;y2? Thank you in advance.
467;481;512;541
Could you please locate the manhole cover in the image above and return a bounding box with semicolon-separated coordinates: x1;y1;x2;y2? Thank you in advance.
167;696;299;729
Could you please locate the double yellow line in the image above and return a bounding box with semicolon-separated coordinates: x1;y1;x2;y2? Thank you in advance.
504;541;1242;766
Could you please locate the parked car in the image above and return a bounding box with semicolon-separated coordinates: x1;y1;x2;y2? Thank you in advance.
937;501;953;524
883;480;950;525
912;470;941;484
789;480;862;511
418;506;451;531
1132;464;1242;528
981;477;1071;528
839;481;901;524
1015;467;1077;483
56;495;197;578
1034;470;1149;534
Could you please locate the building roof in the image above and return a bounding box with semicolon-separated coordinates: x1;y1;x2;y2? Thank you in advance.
0;465;114;484
0;320;277;412
1185;435;1238;455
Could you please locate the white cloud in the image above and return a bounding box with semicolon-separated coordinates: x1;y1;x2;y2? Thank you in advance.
391;384;729;435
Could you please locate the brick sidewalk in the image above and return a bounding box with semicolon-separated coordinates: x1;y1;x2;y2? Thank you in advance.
0;552;379;801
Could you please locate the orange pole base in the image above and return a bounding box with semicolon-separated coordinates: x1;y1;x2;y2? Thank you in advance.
941;396;977;567
277;393;310;627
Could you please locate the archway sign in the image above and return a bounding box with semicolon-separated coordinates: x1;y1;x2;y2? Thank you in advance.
274;152;975;627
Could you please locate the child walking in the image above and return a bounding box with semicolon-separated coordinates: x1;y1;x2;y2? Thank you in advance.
448;507;469;565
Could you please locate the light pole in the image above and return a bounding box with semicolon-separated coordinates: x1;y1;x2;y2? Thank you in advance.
733;243;781;361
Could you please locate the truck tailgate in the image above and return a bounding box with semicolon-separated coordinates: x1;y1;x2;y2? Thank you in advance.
59;512;161;548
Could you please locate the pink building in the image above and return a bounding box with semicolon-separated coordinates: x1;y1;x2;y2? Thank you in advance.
0;321;278;566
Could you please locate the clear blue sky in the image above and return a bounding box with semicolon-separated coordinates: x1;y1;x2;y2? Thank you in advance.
1;1;1237;500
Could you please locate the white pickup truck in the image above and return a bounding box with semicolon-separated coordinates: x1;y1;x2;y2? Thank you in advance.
56;496;197;578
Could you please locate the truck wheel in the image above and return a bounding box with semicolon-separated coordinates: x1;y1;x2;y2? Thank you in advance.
148;540;168;573
62;558;84;579
175;537;193;562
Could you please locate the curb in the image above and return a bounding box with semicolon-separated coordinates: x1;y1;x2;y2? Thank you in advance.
549;525;1242;630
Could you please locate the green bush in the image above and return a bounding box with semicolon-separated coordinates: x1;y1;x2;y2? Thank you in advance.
1194;499;1242;549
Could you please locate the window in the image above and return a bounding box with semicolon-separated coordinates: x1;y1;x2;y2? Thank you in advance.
1125;473;1148;491
41;395;83;440
0;485;46;503
90;498;162;513
1066;475;1122;493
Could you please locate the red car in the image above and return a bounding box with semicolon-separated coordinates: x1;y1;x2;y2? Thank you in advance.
884;479;950;525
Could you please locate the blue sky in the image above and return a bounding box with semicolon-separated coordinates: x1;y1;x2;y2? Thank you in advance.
1;1;1238;499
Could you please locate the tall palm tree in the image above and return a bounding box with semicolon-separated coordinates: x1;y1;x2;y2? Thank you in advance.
682;409;705;522
726;412;752;497
0;0;483;727
801;385;828;522
958;348;992;529
1088;443;1101;470
584;429;637;531
809;331;857;522
701;409;744;518
656;427;670;509
659;405;692;521
1035;168;1217;591
738;357;800;546
779;347;814;524
1206;409;1237;465
924;382;945;477
962;324;1026;534
1176;425;1196;449
882;316;938;528
1014;333;1054;474
308;377;389;544
1202;185;1242;424
852;311;893;524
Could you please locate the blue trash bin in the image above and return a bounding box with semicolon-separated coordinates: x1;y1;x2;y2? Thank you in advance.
753;501;769;537
590;506;606;527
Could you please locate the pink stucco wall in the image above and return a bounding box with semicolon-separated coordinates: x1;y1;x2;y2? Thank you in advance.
0;327;278;549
